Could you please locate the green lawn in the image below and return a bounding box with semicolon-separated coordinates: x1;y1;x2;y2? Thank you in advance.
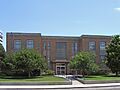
0;75;66;82
84;75;120;80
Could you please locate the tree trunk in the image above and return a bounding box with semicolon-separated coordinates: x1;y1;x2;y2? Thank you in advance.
116;71;118;76
75;69;77;75
28;71;31;78
82;69;85;78
39;69;41;76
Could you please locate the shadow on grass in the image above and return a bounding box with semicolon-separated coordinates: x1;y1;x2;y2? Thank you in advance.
103;75;120;77
0;75;44;79
84;75;120;79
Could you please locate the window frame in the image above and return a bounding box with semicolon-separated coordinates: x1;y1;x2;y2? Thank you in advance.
14;39;21;49
88;41;96;51
26;39;34;49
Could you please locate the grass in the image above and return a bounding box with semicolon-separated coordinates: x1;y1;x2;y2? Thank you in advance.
83;75;120;80
0;75;66;82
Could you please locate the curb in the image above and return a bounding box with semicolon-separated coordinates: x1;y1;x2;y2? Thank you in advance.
0;83;120;89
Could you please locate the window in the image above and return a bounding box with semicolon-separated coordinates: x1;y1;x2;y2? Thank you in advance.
100;41;106;50
14;40;21;49
48;42;51;48
27;40;34;48
72;42;75;55
100;55;105;62
89;41;96;51
47;42;51;64
100;41;106;55
56;42;66;59
72;42;78;56
75;42;78;53
43;42;46;50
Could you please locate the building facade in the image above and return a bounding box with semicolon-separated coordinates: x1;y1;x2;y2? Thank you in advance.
6;32;111;75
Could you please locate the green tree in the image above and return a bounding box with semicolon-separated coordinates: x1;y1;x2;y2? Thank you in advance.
2;49;47;77
69;51;99;77
15;49;47;77
0;43;5;71
32;50;48;75
1;53;16;75
0;43;5;61
105;35;120;76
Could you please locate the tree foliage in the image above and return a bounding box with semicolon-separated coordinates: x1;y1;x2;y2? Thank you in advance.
1;53;16;75
0;43;5;60
69;51;99;77
2;49;47;77
105;35;120;76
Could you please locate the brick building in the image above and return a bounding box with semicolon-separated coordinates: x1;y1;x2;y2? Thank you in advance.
6;32;111;75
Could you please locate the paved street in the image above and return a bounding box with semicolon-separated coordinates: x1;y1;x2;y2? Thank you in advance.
1;86;120;90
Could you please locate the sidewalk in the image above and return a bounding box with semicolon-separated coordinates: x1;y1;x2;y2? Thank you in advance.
0;83;120;89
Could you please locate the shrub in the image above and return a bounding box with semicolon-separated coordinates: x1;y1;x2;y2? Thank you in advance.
45;70;55;75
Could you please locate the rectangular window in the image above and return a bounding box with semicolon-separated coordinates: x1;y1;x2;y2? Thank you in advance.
48;42;51;48
56;42;66;60
43;42;46;50
14;40;21;49
100;41;106;55
27;40;34;48
100;55;105;62
75;42;78;53
100;41;106;50
47;42;51;59
89;41;96;51
72;42;75;55
72;42;78;56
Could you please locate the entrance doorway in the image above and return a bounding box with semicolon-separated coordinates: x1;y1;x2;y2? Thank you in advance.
56;63;66;75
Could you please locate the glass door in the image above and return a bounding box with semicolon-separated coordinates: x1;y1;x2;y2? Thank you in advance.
56;63;66;75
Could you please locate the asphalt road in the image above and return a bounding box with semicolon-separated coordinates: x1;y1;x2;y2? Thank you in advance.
1;86;120;90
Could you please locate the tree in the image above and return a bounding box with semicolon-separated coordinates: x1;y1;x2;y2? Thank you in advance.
0;43;5;71
2;49;47;77
69;51;99;77
1;53;16;75
105;35;120;76
0;43;5;60
15;49;47;77
31;50;48;75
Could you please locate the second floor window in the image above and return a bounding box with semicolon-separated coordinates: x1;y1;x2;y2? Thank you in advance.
100;41;106;55
89;41;96;51
14;40;21;49
48;42;51;49
43;42;46;50
27;40;34;48
72;42;78;55
100;41;106;50
56;42;66;60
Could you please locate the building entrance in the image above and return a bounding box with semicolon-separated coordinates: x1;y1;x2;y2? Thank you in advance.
56;63;66;75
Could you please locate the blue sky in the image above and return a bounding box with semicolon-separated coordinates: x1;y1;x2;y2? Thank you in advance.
0;0;120;49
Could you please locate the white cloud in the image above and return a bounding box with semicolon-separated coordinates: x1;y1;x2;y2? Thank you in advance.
114;8;120;12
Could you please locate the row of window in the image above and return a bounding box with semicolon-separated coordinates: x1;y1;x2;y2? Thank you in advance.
14;40;34;49
14;40;106;51
89;41;106;61
14;40;106;61
89;41;106;51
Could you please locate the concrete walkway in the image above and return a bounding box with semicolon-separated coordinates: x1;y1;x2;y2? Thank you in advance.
0;83;120;89
55;75;83;85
